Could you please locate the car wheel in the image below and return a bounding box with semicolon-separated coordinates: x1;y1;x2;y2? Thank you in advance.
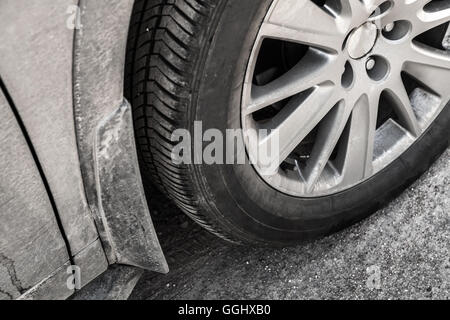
125;0;450;245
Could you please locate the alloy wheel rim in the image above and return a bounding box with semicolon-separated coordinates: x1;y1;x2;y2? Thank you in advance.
242;0;450;197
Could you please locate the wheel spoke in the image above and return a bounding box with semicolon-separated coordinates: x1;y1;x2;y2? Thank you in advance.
259;22;342;52
349;0;374;14
385;76;422;137
303;100;350;192
340;93;379;186
408;41;450;68
245;50;339;115
257;84;338;171
404;42;450;97
263;0;344;51
414;5;450;36
361;0;394;12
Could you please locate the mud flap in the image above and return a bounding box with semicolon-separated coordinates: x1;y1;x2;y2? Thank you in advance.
93;101;168;273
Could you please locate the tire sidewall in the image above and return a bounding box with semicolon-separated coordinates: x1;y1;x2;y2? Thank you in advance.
191;0;450;243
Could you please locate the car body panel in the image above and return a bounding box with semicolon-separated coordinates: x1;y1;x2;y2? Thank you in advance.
0;0;167;299
0;89;70;300
0;0;100;255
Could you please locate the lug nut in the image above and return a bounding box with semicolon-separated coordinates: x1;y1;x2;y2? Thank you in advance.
366;58;376;71
384;23;395;33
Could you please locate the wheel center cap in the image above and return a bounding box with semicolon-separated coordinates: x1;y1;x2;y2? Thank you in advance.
346;22;378;59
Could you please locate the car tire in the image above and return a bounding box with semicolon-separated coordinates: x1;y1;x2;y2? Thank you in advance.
125;0;450;245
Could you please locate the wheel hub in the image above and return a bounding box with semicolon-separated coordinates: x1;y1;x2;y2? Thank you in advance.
346;22;378;59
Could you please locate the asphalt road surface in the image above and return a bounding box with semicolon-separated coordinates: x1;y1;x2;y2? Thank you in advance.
130;148;449;300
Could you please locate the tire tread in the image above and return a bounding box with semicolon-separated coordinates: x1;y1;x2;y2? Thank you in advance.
125;0;240;243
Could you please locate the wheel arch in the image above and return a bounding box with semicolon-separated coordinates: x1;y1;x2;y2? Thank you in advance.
73;0;168;273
